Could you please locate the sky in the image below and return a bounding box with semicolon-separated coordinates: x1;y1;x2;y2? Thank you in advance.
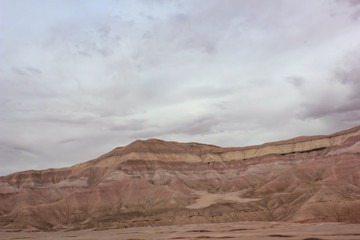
1;0;360;176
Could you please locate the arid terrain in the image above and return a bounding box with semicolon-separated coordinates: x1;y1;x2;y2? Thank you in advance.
1;125;360;237
2;221;360;240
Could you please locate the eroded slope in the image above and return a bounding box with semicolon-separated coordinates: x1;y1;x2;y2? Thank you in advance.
1;125;360;231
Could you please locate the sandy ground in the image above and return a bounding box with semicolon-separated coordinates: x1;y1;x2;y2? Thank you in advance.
186;190;259;209
1;222;360;240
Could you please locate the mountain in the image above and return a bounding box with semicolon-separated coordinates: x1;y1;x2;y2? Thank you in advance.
1;125;360;231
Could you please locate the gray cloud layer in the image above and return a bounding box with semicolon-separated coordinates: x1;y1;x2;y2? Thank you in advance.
1;0;360;176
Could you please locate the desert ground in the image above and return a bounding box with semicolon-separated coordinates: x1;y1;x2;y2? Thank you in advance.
2;221;360;240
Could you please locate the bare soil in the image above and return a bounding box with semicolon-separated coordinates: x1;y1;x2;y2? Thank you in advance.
1;222;360;240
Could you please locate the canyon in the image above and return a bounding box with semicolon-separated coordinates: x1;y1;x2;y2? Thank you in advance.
1;125;360;232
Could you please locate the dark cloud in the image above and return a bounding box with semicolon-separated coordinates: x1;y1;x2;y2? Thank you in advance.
337;0;360;6
0;142;38;156
335;54;360;100
142;31;153;39
0;141;40;176
12;67;29;76
300;49;360;123
286;76;305;88
59;138;83;144
172;117;220;136
129;116;220;139
11;67;43;77
334;0;360;20
97;25;111;38
26;67;42;75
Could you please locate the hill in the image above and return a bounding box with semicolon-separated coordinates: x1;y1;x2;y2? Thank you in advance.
1;125;360;231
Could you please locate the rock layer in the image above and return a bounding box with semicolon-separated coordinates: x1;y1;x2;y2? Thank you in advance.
1;125;360;231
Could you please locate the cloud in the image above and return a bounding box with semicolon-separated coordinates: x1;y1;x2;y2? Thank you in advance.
337;0;360;6
1;0;360;175
286;77;305;88
108;119;149;131
0;141;41;176
59;138;83;145
12;67;29;76
126;115;221;142
295;48;360;128
26;67;42;75
335;52;360;94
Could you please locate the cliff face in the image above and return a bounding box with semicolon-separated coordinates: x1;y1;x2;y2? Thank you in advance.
1;125;360;231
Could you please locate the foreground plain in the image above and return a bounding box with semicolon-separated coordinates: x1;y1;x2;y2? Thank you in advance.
2;222;360;240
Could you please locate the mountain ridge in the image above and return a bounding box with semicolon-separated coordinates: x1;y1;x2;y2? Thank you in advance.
1;124;360;231
2;125;360;178
65;124;360;170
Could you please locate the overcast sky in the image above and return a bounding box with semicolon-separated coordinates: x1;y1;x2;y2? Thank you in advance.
1;0;360;176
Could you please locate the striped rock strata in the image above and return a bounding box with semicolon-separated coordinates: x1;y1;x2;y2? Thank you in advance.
0;125;360;231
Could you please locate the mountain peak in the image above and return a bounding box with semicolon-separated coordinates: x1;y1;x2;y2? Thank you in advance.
131;138;165;144
145;138;166;142
91;125;360;167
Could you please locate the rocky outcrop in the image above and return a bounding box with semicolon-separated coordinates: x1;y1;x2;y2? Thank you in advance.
1;125;360;231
